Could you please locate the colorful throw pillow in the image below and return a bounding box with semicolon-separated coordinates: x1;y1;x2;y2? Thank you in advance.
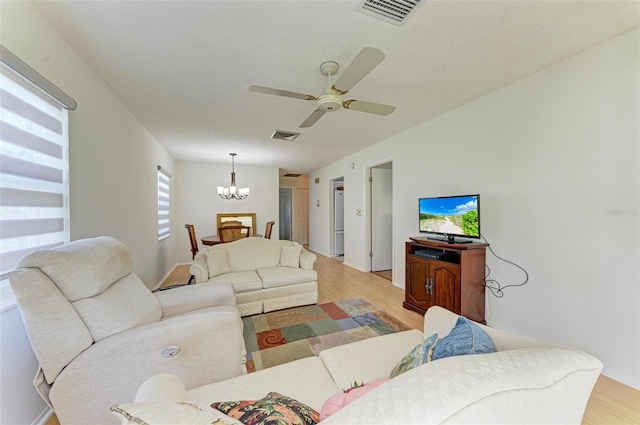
389;332;438;378
205;249;231;278
280;244;302;268
319;378;389;421
211;392;319;425
431;316;497;361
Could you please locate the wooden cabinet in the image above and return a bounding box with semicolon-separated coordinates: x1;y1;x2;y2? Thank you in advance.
404;238;488;323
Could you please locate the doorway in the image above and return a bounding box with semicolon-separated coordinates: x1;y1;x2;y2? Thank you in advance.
368;162;392;279
331;177;344;259
279;188;292;240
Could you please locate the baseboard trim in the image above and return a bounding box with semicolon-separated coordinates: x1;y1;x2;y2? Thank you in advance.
33;407;53;425
603;369;640;391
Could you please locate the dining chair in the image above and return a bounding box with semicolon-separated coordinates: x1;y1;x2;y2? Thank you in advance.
264;221;275;239
220;220;243;227
184;224;199;259
218;225;251;243
184;224;198;284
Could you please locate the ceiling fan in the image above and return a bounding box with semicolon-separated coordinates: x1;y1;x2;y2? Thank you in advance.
249;47;396;128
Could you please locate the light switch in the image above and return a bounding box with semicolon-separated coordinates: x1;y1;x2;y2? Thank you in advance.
356;209;361;216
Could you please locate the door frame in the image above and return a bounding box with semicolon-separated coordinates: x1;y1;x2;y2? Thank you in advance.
279;187;292;240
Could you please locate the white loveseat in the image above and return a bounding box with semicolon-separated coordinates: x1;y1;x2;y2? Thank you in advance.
190;237;318;316
113;306;603;425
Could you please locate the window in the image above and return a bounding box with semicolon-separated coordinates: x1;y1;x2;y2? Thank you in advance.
0;63;70;307
157;165;171;241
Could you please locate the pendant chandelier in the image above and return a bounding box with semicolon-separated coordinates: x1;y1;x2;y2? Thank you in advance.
217;153;249;200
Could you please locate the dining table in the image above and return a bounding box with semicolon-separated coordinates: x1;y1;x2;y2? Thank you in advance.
200;235;222;246
201;233;263;246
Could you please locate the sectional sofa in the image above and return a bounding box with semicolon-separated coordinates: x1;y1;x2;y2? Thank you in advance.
112;306;603;424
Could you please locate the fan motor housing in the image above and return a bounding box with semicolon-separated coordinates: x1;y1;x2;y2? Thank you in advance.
317;94;343;112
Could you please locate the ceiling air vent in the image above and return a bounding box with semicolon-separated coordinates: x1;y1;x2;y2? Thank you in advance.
283;173;303;178
271;130;300;141
358;0;423;26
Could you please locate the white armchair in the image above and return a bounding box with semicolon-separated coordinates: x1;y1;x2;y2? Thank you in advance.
9;236;246;425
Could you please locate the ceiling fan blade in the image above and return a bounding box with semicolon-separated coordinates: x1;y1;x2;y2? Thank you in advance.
344;99;395;116
333;47;385;93
300;109;326;128
249;85;316;101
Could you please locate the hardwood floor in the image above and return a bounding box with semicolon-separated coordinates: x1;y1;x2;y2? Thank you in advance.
46;251;639;425
371;269;392;280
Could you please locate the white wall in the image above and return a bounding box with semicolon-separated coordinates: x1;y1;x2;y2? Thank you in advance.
0;307;49;425
0;1;177;287
310;29;639;388
174;161;279;264
1;2;177;423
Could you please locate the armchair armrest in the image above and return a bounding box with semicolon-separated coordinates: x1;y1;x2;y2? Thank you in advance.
155;282;235;318
300;249;317;270
134;373;188;402
50;306;246;425
190;252;209;284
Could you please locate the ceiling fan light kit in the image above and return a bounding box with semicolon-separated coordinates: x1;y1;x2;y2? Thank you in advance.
217;153;249;200
249;47;396;128
317;94;343;112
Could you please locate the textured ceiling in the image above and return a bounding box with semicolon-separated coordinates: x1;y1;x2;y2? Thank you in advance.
34;1;639;175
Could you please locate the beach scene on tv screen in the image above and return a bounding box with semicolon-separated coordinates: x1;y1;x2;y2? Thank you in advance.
419;196;479;236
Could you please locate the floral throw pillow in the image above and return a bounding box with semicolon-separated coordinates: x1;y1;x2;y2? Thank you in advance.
211;392;319;425
389;332;438;378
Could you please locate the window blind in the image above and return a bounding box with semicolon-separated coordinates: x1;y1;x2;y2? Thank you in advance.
157;166;171;241
0;65;70;281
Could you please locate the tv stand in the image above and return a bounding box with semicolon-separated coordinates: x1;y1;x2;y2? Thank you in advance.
404;239;488;323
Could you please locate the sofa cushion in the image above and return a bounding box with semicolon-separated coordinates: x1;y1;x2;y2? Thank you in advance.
212;392;319;425
188;356;340;412
111;401;242;425
389;332;438;378
208;271;262;293
318;329;423;391
205;249;231;278
280;244;302;268
9;268;94;384
222;238;296;271
72;273;162;341
432;316;496;361
256;267;318;289
16;236;133;302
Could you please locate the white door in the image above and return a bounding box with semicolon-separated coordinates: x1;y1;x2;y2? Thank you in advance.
335;231;344;256
334;190;344;231
371;167;392;271
293;188;309;244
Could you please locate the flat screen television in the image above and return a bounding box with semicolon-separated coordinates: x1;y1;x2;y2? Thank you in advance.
418;194;480;244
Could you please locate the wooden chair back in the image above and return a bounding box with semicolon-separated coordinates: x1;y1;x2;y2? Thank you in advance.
218;225;251;242
217;213;257;235
264;221;275;239
220;220;243;227
184;224;198;259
